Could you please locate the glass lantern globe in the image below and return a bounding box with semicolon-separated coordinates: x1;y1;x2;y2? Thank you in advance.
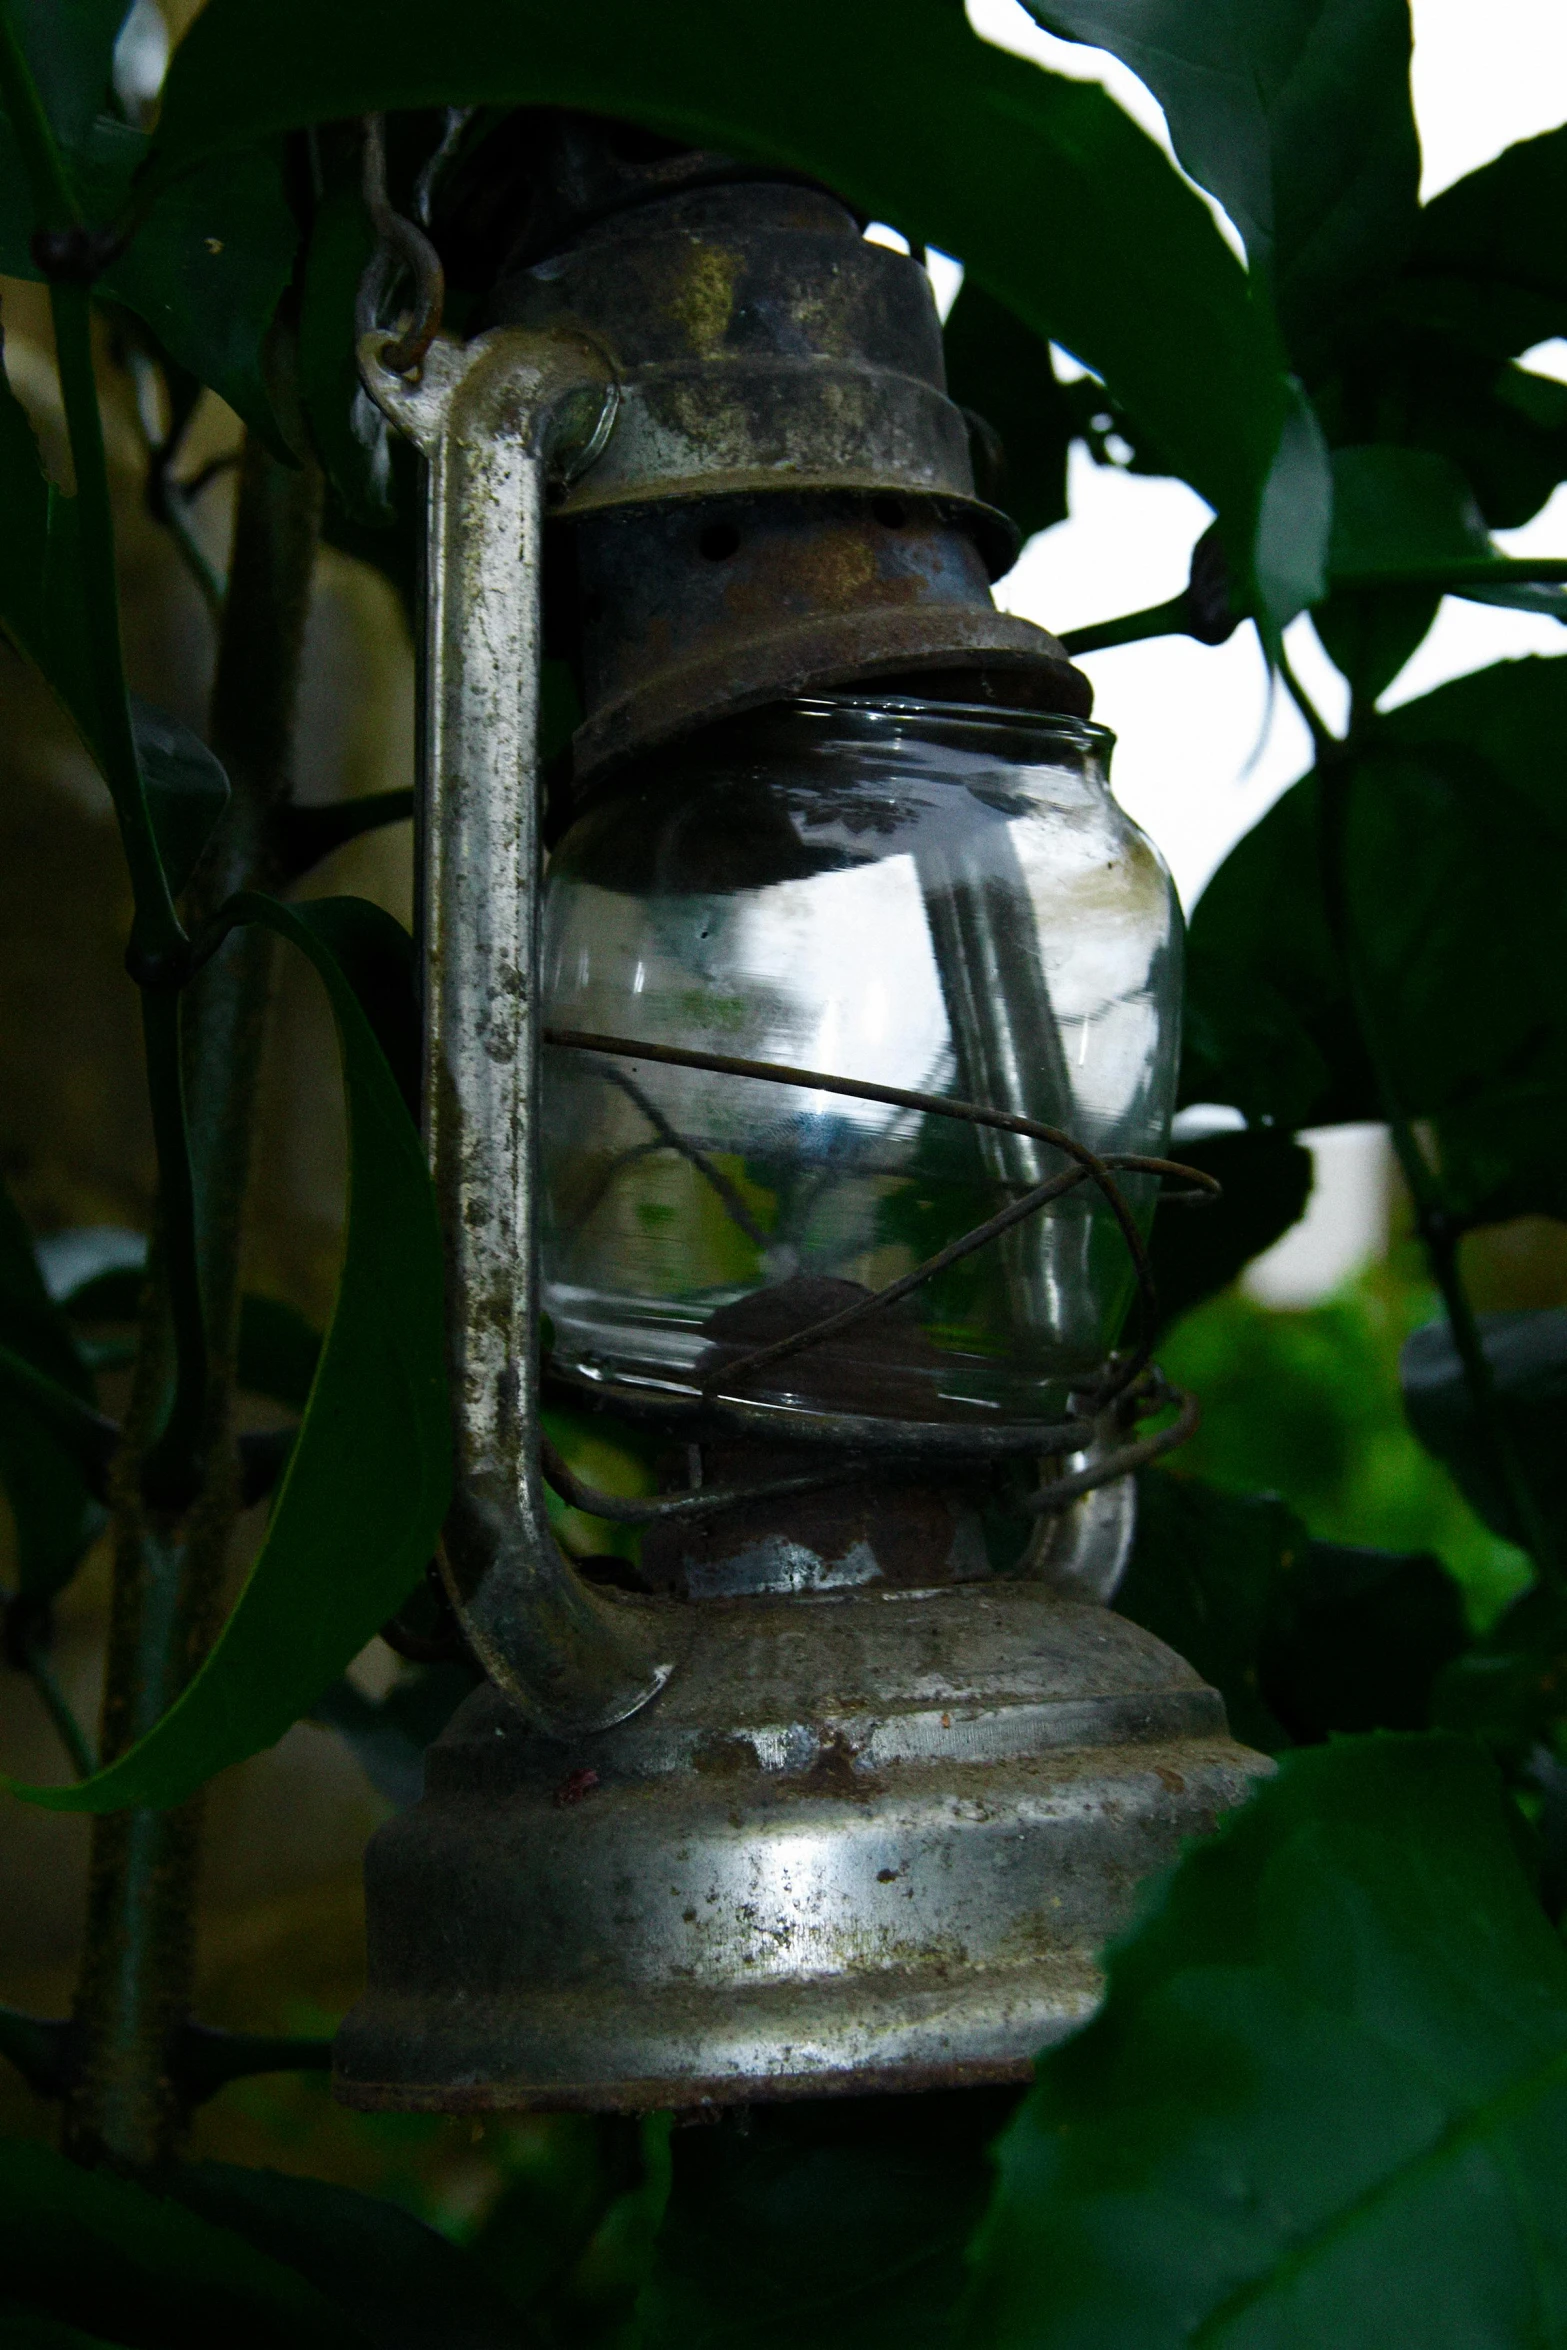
540;696;1182;1428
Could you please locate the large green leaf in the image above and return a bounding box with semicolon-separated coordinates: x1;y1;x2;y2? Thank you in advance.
101;140;300;451
145;0;1308;626
1390;124;1567;365
10;896;449;1815
1323;442;1567;604
1184;658;1567;1221
0;2138;366;2350
1021;0;1421;368
963;1734;1567;2349
637;2090;1016;2350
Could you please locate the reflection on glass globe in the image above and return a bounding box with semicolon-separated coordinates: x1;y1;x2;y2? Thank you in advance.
540;697;1181;1426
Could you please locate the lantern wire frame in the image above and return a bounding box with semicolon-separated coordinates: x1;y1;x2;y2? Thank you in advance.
539;1027;1217;1528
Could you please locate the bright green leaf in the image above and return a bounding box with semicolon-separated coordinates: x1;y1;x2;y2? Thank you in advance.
146;0;1297;622
963;1734;1567;2350
0;2138;367;2350
11;895;449;1814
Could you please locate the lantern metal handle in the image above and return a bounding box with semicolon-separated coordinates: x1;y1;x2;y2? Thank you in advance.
359;325;671;1737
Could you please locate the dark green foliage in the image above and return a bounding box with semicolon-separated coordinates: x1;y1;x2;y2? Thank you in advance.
310;1662;475;1810
1147;1127;1313;1336
963;1736;1567;2349
637;2093;1017;2349
0;1181;101;1603
0;2140;367;2349
168;2163;525;2349
1403;1311;1567;1555
942;280;1075;543
11;898;448;1815
146;0;1314;628
134;696;231;893
1116;1470;1465;1751
1185;659;1567;1223
1024;0;1422;366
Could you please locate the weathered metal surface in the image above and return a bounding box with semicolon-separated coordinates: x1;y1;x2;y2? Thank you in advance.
483;173;1086;775
357;324;669;1736
335;1582;1267;2110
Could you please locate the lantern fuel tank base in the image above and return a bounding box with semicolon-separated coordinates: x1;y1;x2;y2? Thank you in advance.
334;1582;1265;2112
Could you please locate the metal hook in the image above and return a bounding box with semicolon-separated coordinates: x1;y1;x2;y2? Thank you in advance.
358;114;447;377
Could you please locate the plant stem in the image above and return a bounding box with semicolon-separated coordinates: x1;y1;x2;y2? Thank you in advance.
1060;592;1188;657
65;436;324;2171
1286;655;1563;1587
20;1629;96;1779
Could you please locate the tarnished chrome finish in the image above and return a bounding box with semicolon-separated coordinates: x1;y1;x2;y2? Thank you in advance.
335;1581;1266;2111
485;177;1086;778
358;326;669;1736
1026;1472;1138;1605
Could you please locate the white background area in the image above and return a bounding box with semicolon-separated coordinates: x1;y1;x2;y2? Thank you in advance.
955;0;1567;1302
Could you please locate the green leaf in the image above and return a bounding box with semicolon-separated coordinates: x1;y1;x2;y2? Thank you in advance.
1115;1472;1298;1750
962;1733;1567;2350
1392;124;1567;364
1118;1473;1467;1753
146;0;1301;623
0;2138;368;2350
131;695;230;895
0;114;299;451
4;1;129;153
1322;442;1567;605
167;2163;523;2350
1257;1537;1467;1743
1148;1126;1313;1335
0;1181;101;1600
0;317;100;751
101;142;301;453
1022;0;1421;368
1403;1311;1567;1556
299;181;392;526
0;2302;129;2350
638;2090;1016;2349
941;280;1074;544
1184;671;1567;1222
11;895;449;1814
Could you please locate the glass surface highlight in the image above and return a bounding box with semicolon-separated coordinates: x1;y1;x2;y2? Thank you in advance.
540;697;1182;1425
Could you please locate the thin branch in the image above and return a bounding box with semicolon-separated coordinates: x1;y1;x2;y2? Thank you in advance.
17;1630;96;1779
1060;592;1188;657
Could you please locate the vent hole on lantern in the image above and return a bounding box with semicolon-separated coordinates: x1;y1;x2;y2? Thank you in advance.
872;496;908;529
699;522;742;562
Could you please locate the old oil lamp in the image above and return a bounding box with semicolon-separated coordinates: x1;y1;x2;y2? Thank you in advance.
334;121;1262;2112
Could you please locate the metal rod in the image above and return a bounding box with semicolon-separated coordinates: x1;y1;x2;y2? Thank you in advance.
361;326;668;1737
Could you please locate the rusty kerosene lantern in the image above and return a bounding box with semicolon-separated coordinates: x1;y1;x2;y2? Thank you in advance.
334;118;1264;2113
